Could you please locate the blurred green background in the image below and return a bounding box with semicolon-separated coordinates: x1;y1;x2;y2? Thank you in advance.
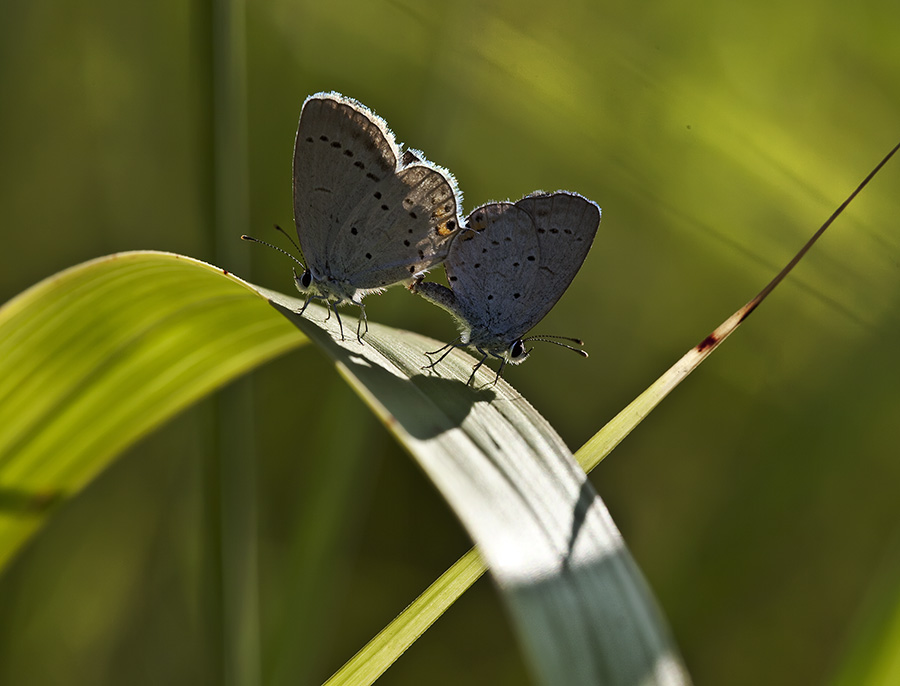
1;0;899;684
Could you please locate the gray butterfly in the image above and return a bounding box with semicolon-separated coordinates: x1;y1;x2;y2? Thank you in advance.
412;191;601;384
244;92;463;340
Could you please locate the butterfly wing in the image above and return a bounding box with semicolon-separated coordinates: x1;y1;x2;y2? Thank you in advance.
509;191;600;333
293;93;396;277
293;93;461;290
329;160;461;288
445;192;600;345
444;202;542;344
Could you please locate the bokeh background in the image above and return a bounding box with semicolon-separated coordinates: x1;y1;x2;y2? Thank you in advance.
1;0;899;684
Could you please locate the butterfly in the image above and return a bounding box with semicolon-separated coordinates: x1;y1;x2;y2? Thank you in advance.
412;191;600;384
244;92;463;341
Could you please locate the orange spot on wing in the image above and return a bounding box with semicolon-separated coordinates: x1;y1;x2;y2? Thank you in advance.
436;221;456;237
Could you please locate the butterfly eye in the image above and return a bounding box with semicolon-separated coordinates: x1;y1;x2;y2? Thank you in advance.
510;340;527;359
293;268;313;290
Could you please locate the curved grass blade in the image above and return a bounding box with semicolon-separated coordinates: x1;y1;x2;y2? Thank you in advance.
256;286;689;686
323;141;900;685
1;249;688;684
0;251;306;569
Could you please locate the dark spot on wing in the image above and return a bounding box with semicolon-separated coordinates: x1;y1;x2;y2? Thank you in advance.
366;252;372;259
374;191;382;199
351;227;358;235
435;220;455;236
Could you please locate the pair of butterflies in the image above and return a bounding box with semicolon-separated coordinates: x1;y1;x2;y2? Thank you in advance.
244;92;601;385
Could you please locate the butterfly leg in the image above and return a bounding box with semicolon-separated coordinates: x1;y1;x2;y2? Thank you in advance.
491;354;508;386
466;348;489;386
425;337;461;358
422;337;462;372
352;300;368;344
330;302;346;341
298;292;327;316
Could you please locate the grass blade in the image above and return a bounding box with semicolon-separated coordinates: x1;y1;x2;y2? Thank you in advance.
321;140;900;686
256;287;689;685
0;251;305;568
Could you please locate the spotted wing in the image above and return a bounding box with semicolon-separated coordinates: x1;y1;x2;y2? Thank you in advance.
444;202;542;344
509;191;600;333
293;92;462;290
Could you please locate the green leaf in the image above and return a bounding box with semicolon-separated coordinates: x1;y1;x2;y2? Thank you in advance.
0;250;689;686
324;142;900;686
256;286;689;685
0;251;306;568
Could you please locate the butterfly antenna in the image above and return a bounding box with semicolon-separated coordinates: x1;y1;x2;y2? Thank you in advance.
524;334;585;344
241;233;306;270
273;224;304;256
522;334;589;357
